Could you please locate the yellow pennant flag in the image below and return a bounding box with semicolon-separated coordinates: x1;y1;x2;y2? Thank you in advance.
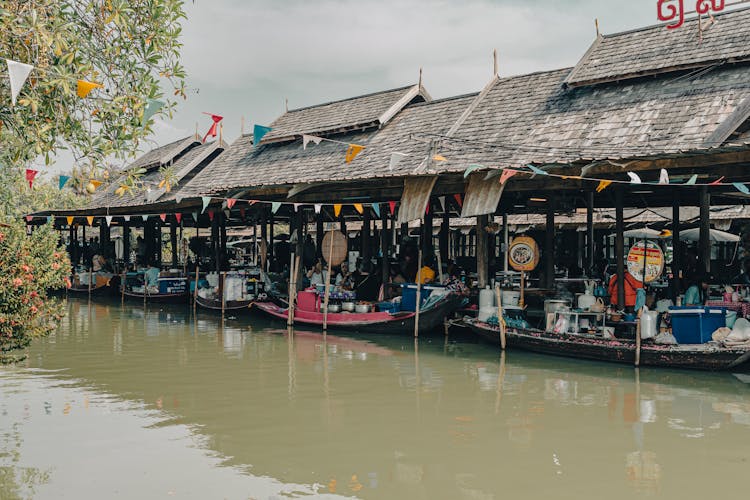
345;144;365;164
66;216;74;226
596;180;612;193
353;204;364;214
433;154;447;162
77;80;103;98
562;175;582;180
334;204;342;217
86;216;94;226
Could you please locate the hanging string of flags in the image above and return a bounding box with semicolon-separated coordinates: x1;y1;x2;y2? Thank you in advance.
3;58;106;105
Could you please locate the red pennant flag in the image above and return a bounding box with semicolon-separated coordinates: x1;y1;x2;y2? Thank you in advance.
175;213;183;223
453;194;463;208
710;176;725;185
239;207;246;219
499;169;518;185
425;202;430;215
208;209;215;221
159;213;167;222
388;201;396;215
226;198;237;209
25;215;33;223
202;113;224;143
25;169;38;189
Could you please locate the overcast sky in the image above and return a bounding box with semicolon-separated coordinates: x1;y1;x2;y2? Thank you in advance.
44;1;663;173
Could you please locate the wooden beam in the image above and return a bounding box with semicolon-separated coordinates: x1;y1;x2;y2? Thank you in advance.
586;191;594;277
700;186;711;274
381;209;390;299
672;192;681;300
545;198;556;289
476;215;489;289
615;189;625;308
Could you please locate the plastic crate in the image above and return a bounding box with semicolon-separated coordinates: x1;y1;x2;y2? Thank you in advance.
378;301;400;314
400;284;445;311
669;306;726;344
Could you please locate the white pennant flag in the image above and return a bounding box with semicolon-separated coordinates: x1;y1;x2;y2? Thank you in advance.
659;169;669;185
438;196;446;213
141;215;149;221
293;203;301;212
389;152;408;171
175;194;184;204
201;196;211;214
6;59;34;106
627;172;642;184
314;204;322;214
302;134;323;150
105;216;113;226
123;215;131;222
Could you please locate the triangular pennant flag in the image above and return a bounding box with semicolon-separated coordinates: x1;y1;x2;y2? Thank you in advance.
224;209;230;219
141;215;149;221
596;180;612;193
314;204;322;214
25;215;33;223
345;144;365;164
334;204;342;217
425;202;430;215
432;154;447;162
659;169;669;185
6;59;34;106
389;152;407;171
293;203;301;212
710;176;725;185
192;212;198;223
66;216;74;226
105;216;113;226
226;198;237;209
627;172;642;184
527;165;548;176
253;125;272;146
372;203;381;218
25;169;38;189
208;210;215;221
141;99;164;127
123;215;131;222
86;216;94;226
733;183;750;195
302;134;323;150
58;175;71;190
499;169;517;185
464;165;483;178
175;194;184;204
438;196;446;213
159;213;167;222
202;114;223;143
89;179;103;190
46;215;53;225
388;201;397;215
77;79;103;98
686;175;698;185
271;202;281;214
239;207;246;219
175;213;183;223
201;196;211;214
353;204;364;215
453;194;463;208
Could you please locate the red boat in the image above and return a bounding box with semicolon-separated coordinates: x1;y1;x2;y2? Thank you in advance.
254;294;464;335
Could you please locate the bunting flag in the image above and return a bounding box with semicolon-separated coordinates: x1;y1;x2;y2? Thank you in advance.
224;209;231;219
105;216;113;226
141;215;149;221
388;201;397;215
432;154;447;162
175;194;185;204
389;152;407;171
627;172;642;184
141;99;164;127
302;134;323;150
499;169;518;185
46;215;53;224
271;202;281;214
345;144;365;164
201;196;211;214
453;194;463;208
659;169;669;185
208;210;215;221
159;213;167;222
25;215;32;223
314;204;322;214
59;175;71;190
425;202;430;215
733;183;750;195
25;169;38;189
464;165;482;178
77;80;103;98
372;203;381;218
226;198;237;209
710;176;725;185
253;125;272;146
192;212;198;223
527;165;548;176
66;216;74;226
175;213;183;224
86;216;94;226
334;204;342;217
123;215;131;222
686;175;698;185
293;203;301;212
6;59;34;106
438;196;446;213
596;180;612;193
353;204;364;215
202;114;224;143
89;179;103;190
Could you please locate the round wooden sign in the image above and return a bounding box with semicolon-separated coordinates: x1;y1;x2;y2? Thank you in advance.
627;241;664;283
321;230;348;266
508;236;540;272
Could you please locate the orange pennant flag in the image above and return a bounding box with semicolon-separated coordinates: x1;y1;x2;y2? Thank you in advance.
77;80;103;98
345;144;365;164
433;154;447;162
66;216;74;226
90;180;103;188
596;180;612;193
334;204;342;217
353;204;364;214
562;175;582;180
86;216;94;226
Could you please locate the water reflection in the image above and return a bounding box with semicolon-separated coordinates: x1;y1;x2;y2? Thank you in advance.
0;298;747;499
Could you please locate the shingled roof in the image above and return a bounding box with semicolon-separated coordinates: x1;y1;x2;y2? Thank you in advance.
126;134;201;172
261;84;431;143
566;6;750;87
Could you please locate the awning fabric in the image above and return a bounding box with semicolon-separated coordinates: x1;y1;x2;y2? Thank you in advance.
461;173;505;218
397;176;437;224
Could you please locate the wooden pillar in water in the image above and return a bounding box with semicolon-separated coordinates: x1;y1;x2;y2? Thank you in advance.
155;221;163;266
381;208;390;299
439;209;449;265
260;209;268;270
123;224;131;266
699;186;711;274
294;208;304;290
545;198;556;289
219;211;227;270
586;191;595;277
316;211;324;259
170;220;178;268
672;192;682;300
476;215;489;288
615;188;626;308
211;213;220;273
269;211;275;269
423;205;433;260
362;208;371;263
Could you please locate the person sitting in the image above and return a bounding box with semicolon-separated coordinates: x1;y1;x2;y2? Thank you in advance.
335;261;354;290
416;257;436;285
443;265;469;296
684;273;712;306
306;260;328;287
608;272;642;309
144;261;161;290
354;260;381;302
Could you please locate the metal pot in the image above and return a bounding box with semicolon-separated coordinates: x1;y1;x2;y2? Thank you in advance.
341;302;356;312
355;304;371;314
322;303;341;313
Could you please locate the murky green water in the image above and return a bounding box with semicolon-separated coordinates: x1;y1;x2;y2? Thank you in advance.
1;299;749;499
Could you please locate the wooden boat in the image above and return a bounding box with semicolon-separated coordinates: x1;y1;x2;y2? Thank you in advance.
122;288;189;304
254;294;464;335
66;283;111;297
465;318;750;371
195;294;254;312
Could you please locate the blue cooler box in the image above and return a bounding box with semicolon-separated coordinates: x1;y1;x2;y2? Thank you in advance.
400;284;446;311
669;306;726;344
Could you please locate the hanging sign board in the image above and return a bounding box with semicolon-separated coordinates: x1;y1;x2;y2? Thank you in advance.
508;236;540;272
626;241;665;283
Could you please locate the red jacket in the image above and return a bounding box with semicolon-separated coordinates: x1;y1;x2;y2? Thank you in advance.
608;274;642;307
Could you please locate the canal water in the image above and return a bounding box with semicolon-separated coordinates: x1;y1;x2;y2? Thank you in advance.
1;299;749;499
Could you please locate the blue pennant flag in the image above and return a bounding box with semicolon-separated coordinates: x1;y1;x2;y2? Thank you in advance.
142;99;164;128
372;203;381;218
464;164;483;178
59;175;71;190
733;183;750;195
527;165;548;176
253;125;272;146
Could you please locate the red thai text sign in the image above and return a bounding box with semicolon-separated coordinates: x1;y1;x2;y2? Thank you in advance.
657;0;728;29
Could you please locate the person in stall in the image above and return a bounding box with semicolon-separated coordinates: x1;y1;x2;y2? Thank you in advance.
443;264;470;296
306;259;328;287
144;260;161;291
608;271;642;311
353;260;381;302
684;273;712;306
416;256;436;285
335;261;354;290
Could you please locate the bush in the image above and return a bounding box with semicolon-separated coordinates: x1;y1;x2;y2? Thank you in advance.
0;220;69;364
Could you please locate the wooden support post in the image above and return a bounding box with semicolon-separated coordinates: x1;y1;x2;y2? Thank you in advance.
477;215;489;289
193;265;200;313
211;213;220;273
615;188;626;308
672;193;681;300
294;209;304;291
545;198;555;290
635;310;642;367
495;285;506;350
502;213;509;273
414;247;423;338
381;209;390;300
586;191;594;277
220;212;227;269
123;224;131;266
699;186;711;274
287;252;297;327
440;209;449;267
221;271;226;320
170;221;178;268
260;210;268;271
323;232;334;332
362;208;371;263
316;212;324;260
121;270;126;304
423;206;433;261
88;266;92;298
156;221;162;267
269;211;275;270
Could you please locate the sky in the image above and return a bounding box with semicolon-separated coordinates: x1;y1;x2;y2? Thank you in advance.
47;1;662;173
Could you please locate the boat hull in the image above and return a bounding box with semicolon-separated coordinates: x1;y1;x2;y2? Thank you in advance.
466;319;750;371
195;295;254;312
122;290;189;304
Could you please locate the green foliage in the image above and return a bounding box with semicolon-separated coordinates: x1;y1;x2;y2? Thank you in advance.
0;165;86;218
0;220;69;364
